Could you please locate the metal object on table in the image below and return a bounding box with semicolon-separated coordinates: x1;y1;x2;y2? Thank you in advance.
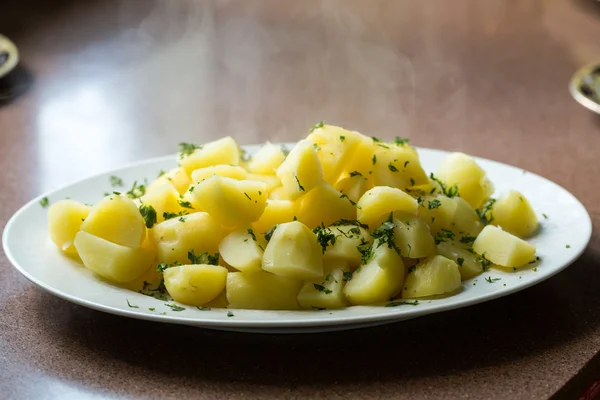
570;61;600;114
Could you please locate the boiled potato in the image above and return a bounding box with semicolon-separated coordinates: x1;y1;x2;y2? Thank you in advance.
252;199;297;233
203;290;229;308
80;194;145;248
335;173;370;204
269;186;291;200
342;134;378;178
436;152;493;209
190;165;247;183
262;221;323;280
296;183;356;229
48;199;91;254
323;224;372;267
180;137;240;176
151;211;224;264
246;173;280;193
392;213;436;258
226;271;302;310
308;125;362;184
297;263;350;309
402;255;461;298
148;167;192;195
139;183;184;224
417;195;458;235
436;241;485;281
472;225;536;268
276;139;324;199
357;186;418;228
451;196;483;236
193;176;267;227
246;142;286;175
344;240;405;305
219;228;265;272
370;141;429;189
74;231;155;283
163;264;228;306
491;191;538;238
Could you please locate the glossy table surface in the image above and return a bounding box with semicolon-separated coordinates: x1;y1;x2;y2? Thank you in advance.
2;1;600;399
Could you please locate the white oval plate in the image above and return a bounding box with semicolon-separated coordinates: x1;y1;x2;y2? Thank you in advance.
2;145;592;333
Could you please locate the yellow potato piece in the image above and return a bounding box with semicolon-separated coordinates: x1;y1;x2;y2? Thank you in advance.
296;183;356;229
323;224;372;267
343;239;405;305
80;194;145;248
252;199;297;234
246;173;280;193
357;186;418;228
491;191;539;238
402;255;461;298
335;173;370;204
452;196;483;236
180;137;240;176
226;271;302;310
276;139;324;200
308;125;363;184
246;142;286;175
193;176;267;227
262;221;323;280
151;212;224;265
417;195;458;235
218;228;265;272
190;165;248;183
139;183;184;223
370;142;428;189
436;152;494;209
436;241;484;281
392;214;436;259
48;199;91;254
268;186;291;200
472;225;536;269
163;264;228;306
297;263;350;309
74;231;155;283
147;167;192;195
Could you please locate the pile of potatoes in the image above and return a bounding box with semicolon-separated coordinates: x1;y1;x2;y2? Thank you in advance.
47;124;538;310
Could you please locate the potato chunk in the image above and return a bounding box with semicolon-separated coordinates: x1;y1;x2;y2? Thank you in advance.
436;152;493;208
357;186;418;228
190;165;248;183
80;194;145;248
323;224;372;267
370;142;429;189
308;125;362;184
392;214;436;259
296;183;356;229
472;225;536;268
163;264;228;306
402;255;461;298
417;195;458;235
48;199;91;254
180;137;240;176
262;221;323;280
147;167;192;195
436;241;485;281
246;142;286;175
151;212;224;264
252;199;297;233
297;263;350;309
226;271;302;310
343;240;405;305
139;184;184;224
452;196;483;236
218;228;265;272
276;139;324;199
335;173;370;204
193;176;267;227
74;231;155;283
491;191;539;238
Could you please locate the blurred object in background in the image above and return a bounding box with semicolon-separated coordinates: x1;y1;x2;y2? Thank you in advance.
0;34;31;104
570;61;600;114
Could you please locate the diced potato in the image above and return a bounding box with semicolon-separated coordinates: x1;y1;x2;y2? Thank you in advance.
226;271;302;310
262;221;323;280
180;186;203;212
296;183;356;229
193;176;267;227
151;212;224;264
80;194;145;248
276;139;325;200
203;290;229;308
74;231;155;283
436;241;485;281
436;152;494;209
335;173;370;204
357;186;418;228
402;255;461;298
163;264;228;306
491;191;539;238
252;199;297;233
190;165;248;183
392;213;436;258
180;137;240;176
323;224;372;267
48;199;91;254
308;125;363;184
344;240;405;305
148;167;192;195
139;183;184;223
247;173;280;193
219;228;265;272
417;195;458;235
472;225;536;268
370;142;429;189
246;142;286;175
269;186;291;200
297;264;350;309
119;260;162;292
342;134;378;177
452;196;483;236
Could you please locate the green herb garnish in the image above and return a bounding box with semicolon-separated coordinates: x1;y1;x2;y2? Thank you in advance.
264;225;277;241
457;257;464;267
227;311;235;317
388;163;399;172
110;176;123;187
313;284;332;294
126;299;139;308
178;142;201;158
343;271;353;281
485;277;501;283
349;171;363;177
178;200;194;209
428;199;442;210
429;173;460;198
313;223;338;254
371;213;401;255
295;176;305;192
309;121;325;133
165;303;186;312
40;197;49;208
434;229;455;245
393;137;410;146
188;250;220;265
139;204;157;228
476;198;497;225
385;300;418;307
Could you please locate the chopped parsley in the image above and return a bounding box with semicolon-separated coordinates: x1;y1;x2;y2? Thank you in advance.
295;175;305;192
476;198;497;225
110;175;123;187
188;185;195;193
240;148;252;163
309;120;325;133
139;204;158;228
196;306;211;311
227;311;234;317
281;145;291;156
126;180;147;199
126;299;139;308
457;257;465;267
566;244;571;248
178;200;194;209
460;234;476;245
349;171;363;177
428;199;442;210
165;303;186;312
188;250;220;265
157;170;166;177
407;265;416;274
372;154;377;165
485;277;501;283
434;229;455;244
343;271;353;281
385;300;419;307
429;173;460;198
331;219;369;230
178;142;201;158
371;213;401;255
410;178;416;186
40;197;49;208
264;225;277;241
476;252;492;271
393;137;410;146
340;136;346;142
357;239;374;265
313;284;332;294
139;280;168;300
371;136;382;142
244;192;252;200
178;216;186;222
404;161;410;168
388;163;399;172
542;213;548;219
339;193;359;207
247;228;257;241
163;211;188;220
313;224;338;254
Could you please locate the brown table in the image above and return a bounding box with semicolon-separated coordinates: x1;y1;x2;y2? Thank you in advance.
2;1;600;399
